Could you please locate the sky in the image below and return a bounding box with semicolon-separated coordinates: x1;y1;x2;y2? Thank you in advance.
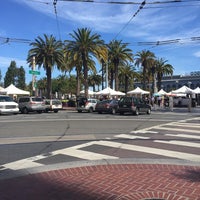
0;0;200;84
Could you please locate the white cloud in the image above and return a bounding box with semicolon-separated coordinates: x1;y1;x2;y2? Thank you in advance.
194;51;200;58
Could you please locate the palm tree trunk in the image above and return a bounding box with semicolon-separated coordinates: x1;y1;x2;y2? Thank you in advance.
114;60;119;91
46;66;52;99
101;59;104;89
76;68;81;96
82;53;89;98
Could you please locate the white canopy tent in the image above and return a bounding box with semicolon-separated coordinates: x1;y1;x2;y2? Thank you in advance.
193;87;200;94
127;87;150;95
80;89;96;95
96;87;124;96
0;84;30;95
172;85;194;94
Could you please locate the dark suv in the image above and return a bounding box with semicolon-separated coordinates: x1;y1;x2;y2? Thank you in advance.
118;96;151;115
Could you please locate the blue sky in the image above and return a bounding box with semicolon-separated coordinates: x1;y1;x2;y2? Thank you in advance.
1;0;200;84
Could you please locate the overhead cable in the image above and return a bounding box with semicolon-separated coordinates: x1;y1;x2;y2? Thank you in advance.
53;0;62;40
114;0;146;39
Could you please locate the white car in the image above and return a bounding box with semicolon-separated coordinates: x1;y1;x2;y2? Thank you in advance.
76;97;98;113
44;99;63;113
0;95;19;114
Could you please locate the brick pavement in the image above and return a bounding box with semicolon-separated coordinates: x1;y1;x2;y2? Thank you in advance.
0;163;199;200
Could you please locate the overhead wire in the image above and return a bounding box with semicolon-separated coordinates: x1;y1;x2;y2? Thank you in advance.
114;0;146;39
53;0;62;40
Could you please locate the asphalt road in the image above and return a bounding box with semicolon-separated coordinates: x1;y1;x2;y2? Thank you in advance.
0;108;200;170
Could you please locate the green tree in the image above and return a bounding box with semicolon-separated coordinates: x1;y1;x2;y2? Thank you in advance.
4;61;18;87
88;73;102;92
155;58;174;91
27;34;64;98
119;63;139;93
65;28;107;98
16;66;26;89
107;40;133;91
135;50;155;90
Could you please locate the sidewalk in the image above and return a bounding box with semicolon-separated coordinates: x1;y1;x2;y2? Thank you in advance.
0;159;199;200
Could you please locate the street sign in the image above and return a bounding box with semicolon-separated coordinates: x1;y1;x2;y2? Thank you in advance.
29;70;40;75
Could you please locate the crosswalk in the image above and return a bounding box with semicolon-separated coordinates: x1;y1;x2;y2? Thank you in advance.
1;117;200;171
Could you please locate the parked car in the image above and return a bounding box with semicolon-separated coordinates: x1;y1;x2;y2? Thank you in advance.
118;96;151;115
0;95;19;115
18;96;45;114
76;97;98;113
44;99;62;113
95;99;119;114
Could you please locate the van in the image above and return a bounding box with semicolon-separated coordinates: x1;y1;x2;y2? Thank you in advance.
118;96;151;115
18;96;45;114
0;95;19;114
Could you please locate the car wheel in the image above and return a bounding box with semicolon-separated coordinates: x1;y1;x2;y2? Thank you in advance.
77;110;82;113
88;107;93;113
135;108;139;116
54;110;58;113
147;108;151;114
23;107;29;114
98;111;102;114
119;112;124;115
37;110;42;114
111;108;116;115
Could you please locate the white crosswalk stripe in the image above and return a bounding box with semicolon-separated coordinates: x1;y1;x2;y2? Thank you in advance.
1;117;200;171
154;140;200;148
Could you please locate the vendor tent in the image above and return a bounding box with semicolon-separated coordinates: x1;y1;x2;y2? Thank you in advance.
80;89;96;95
153;89;167;96
172;85;194;94
0;84;30;95
96;87;124;96
127;87;150;95
193;87;200;94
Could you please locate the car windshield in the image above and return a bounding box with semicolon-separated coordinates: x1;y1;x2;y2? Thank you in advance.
0;96;14;102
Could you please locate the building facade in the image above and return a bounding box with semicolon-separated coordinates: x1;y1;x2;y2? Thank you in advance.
135;71;200;92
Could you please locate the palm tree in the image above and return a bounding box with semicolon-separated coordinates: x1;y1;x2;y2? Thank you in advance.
107;40;133;91
88;73;102;91
63;49;83;96
27;34;64;98
119;63;139;93
65;28;107;98
155;58;174;91
135;50;155;90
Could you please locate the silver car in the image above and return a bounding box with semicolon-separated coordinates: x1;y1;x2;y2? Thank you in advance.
18;96;45;114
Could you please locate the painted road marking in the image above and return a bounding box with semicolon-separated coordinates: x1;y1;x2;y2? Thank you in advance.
166;134;200;139
154;140;200;148
114;134;149;139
